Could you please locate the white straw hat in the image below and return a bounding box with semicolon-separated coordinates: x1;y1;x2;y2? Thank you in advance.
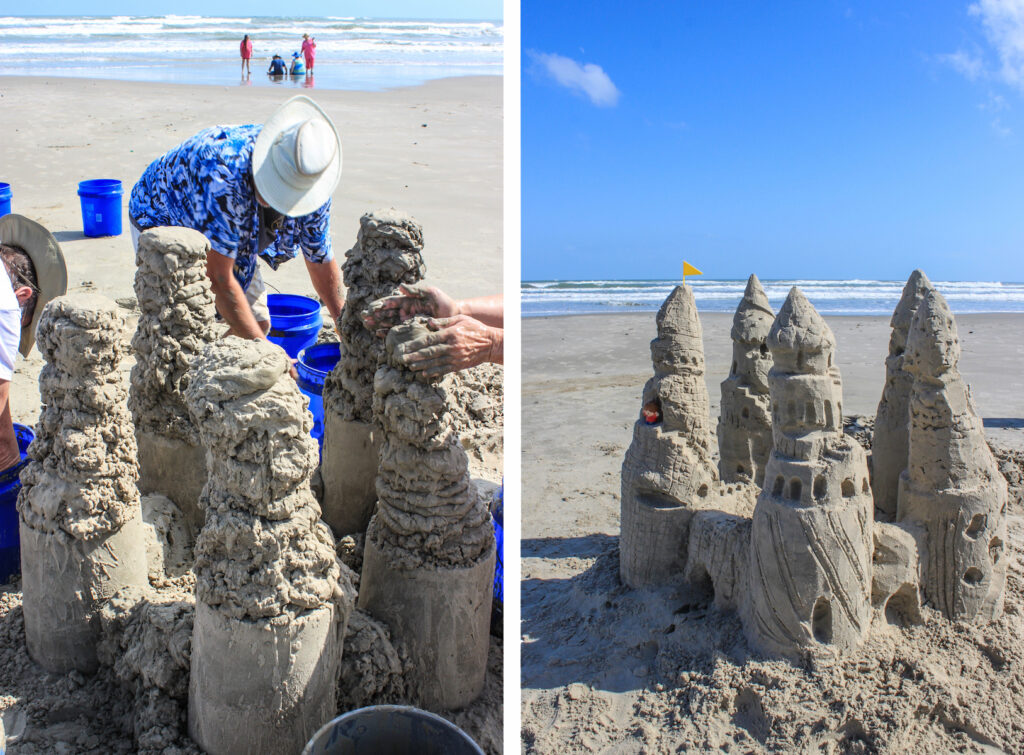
252;96;342;217
0;214;68;357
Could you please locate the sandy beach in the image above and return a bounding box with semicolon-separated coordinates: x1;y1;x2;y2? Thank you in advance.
0;74;503;753
522;310;1024;753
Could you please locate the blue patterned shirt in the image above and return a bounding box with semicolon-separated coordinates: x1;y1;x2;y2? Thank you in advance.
129;125;333;292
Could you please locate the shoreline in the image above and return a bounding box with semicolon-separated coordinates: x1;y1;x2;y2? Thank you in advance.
0;72;501;95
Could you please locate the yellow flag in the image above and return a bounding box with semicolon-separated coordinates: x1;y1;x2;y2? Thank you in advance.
682;261;703;282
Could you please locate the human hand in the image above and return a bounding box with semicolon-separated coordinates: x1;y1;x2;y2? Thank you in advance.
394;314;501;377
361;283;458;337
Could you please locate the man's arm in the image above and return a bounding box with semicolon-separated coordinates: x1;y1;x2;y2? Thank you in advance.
206;249;267;339
454;294;502;328
304;257;345;322
0;381;20;473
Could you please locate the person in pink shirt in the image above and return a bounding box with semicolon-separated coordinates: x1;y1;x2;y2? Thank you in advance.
301;33;316;75
240;34;253;76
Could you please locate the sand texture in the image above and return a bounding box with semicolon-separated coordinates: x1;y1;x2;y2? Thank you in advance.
368;318;494;569
183;337;349;620
0;73;499;749
129;227;216;444
326;210;426;424
523;310;1024;753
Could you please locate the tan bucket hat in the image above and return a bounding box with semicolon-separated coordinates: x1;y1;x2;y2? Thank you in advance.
0;214;69;357
252;95;342;218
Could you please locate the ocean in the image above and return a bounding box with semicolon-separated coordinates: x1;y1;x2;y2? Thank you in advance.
0;15;502;91
522;279;1024;317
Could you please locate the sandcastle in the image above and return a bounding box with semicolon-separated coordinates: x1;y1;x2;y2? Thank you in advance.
130;227;217;533
872;269;933;520
620;273;1006;660
743;289;873;656
619;284;719;588
321;210;426;535
358;317;495;709
17;294;147;673
183;337;354;753
717;274;774;485
897;288;1007;621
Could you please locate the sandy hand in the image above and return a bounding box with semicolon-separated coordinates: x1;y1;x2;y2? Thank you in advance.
361;283;458;337
395;314;500;377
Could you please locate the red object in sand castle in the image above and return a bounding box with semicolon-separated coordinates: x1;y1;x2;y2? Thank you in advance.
642;401;661;424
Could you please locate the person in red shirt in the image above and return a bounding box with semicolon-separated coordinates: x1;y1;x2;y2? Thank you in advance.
301;33;316;75
240;34;253;76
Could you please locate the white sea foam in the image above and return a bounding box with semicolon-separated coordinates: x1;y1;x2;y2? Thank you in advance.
522;279;1024;317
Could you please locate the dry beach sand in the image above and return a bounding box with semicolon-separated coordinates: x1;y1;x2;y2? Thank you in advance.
0;74;503;753
522;310;1024;753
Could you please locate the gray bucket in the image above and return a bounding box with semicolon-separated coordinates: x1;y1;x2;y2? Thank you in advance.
302;705;484;755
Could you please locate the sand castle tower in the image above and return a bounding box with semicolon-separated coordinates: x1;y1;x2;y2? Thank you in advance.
872;270;933;520
183;338;353;753
321;210;426;536
359;317;495;710
130;227;217;534
619;284;719;588
745;288;873;659
718;274;774;485
897;289;1007;622
18;294;147;673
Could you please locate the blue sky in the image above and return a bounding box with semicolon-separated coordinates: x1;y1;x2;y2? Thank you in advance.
522;1;1024;282
23;1;500;20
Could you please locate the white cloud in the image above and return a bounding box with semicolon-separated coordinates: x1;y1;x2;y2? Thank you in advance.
939;49;985;79
529;51;621;107
970;0;1024;89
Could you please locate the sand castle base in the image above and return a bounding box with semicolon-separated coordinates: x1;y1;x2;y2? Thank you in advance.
19;515;147;674
321;415;380;535
188;601;344;755
136;430;207;535
358;518;495;710
619;492;693;589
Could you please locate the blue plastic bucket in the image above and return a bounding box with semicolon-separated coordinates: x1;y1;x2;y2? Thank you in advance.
0;424;34;584
0;183;11;218
268;294;322;359
296;342;341;452
302;705;484;755
77;179;123;237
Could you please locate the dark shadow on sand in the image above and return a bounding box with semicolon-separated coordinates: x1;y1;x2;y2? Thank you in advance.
521;533;716;693
52;230;87;242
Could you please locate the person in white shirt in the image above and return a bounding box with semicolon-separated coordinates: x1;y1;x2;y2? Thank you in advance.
0;215;68;472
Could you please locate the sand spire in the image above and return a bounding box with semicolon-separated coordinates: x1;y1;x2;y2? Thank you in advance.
18;295;147;673
358;317;495;709
718;274;774;484
130;227;217;533
897;289;1007;621
745;288;873;659
872;269;933;519
619;284;718;588
321;210;426;536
